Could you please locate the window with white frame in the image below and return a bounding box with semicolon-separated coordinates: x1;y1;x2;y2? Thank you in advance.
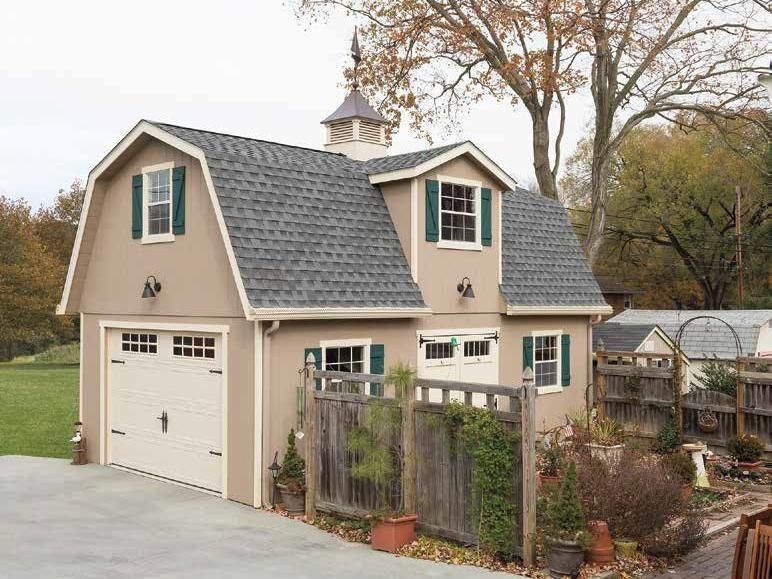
426;342;454;360
121;332;158;354
440;182;477;243
145;167;172;237
534;335;559;387
173;335;216;359
463;340;490;358
323;344;367;394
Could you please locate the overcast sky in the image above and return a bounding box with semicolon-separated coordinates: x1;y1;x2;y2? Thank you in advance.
0;1;598;207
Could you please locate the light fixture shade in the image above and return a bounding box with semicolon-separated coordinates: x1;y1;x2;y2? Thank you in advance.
141;282;155;299
461;283;475;299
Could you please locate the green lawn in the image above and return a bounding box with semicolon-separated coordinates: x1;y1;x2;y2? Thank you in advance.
0;363;79;458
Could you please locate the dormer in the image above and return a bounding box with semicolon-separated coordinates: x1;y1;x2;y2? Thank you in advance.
321;90;388;161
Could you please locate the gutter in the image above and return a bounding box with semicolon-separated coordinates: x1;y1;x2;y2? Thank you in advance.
248;306;433;321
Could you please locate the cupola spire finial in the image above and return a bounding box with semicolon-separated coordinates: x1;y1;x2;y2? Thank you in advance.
351;27;362;90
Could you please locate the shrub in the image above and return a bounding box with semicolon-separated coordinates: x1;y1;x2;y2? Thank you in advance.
545;461;586;544
727;434;764;463
537;445;563;477
278;429;305;491
662;452;696;486
652;416;681;454
695;358;736;396
576;451;686;543
641;509;707;558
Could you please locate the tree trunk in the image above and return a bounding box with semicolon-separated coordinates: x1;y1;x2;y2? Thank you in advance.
531;113;558;199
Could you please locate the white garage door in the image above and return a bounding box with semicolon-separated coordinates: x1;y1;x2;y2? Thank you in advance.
108;329;223;493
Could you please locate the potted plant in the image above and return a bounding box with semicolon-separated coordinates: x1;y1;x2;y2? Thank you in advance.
545;461;588;579
662;451;697;500
538;445;563;488
348;363;417;552
727;434;764;470
277;429;306;516
613;537;638;558
587;416;625;468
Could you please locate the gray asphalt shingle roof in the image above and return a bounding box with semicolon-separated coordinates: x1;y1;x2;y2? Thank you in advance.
609;310;772;360
154;122;426;310
152;123;607;312
500;189;609;308
592;323;658;352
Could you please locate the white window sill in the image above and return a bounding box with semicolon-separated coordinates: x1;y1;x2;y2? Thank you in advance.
536;385;563;395
437;240;482;251
141;233;175;245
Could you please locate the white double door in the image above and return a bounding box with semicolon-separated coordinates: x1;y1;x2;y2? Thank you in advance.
107;329;223;493
417;329;500;407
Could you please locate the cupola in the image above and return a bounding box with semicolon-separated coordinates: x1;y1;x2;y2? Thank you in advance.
321;30;389;161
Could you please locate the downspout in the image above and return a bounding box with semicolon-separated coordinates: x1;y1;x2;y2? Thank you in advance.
257;321;280;507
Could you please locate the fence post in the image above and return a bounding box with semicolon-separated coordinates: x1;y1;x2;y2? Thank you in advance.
402;376;417;514
303;354;317;520
596;353;606;417
520;368;537;567
736;357;745;437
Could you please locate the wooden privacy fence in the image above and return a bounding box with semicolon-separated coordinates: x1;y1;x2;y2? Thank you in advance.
300;363;537;565
596;352;772;453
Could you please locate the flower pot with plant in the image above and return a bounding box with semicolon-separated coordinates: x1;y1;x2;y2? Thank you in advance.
545;461;588;579
348;363;417;553
613;538;638;558
727;434;764;470
662;451;697;500
586;417;625;469
538;445;563;488
277;428;306;516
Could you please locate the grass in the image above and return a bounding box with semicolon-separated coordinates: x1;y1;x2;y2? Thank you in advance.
0;362;79;458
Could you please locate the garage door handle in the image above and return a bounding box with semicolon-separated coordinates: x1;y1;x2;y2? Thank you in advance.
111;429;126;435
111;359;125;364
209;369;222;375
209;451;222;456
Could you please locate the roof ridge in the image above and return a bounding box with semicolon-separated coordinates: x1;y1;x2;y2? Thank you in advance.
149;120;347;158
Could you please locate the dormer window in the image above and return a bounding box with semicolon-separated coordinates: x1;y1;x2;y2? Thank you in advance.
440;182;478;244
141;162;175;244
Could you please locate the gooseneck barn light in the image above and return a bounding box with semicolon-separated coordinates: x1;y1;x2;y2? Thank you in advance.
141;276;162;299
456;277;475;299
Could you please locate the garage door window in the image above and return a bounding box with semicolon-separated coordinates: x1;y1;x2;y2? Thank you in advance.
463;340;490;358
173;335;215;359
121;333;158;354
426;342;454;360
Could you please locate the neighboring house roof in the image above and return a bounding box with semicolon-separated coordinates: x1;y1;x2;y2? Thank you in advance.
500;189;610;313
363;142;463;174
154;122;427;311
609;309;772;360
320;90;387;123
592;323;658;352
596;277;637;295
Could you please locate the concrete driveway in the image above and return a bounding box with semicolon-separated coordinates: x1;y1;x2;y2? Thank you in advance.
0;456;518;579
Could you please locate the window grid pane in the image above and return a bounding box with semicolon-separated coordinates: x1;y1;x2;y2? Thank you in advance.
324;346;366;393
426;342;454;360
172;335;216;359
121;333;158;355
534;335;559;387
146;168;171;235
463;340;490;358
440;182;476;243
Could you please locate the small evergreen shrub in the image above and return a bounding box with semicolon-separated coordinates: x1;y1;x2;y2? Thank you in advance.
662;452;696;486
278;429;306;491
727;434;764;463
695;359;736;396
652;416;681;454
537;446;563;477
545;461;586;544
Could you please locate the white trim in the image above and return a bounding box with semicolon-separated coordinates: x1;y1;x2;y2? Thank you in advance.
507;305;613;316
249;306;432;321
417;327;500;338
436;173;482;188
437;240;483;251
79;312;84;422
141;163;174;245
141;233;175;245
57;120;252;318
531;329;563;390
319;337;373;348
253;321;263;507
410;178;418;282
368;142;518;192
99;320;230;499
141;161;174;174
497;192;503;285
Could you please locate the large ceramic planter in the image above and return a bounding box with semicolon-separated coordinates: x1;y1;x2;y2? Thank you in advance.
371;514;417;553
587;443;625;469
585;521;614;565
613;538;638;558
548;539;585;578
277;484;305;516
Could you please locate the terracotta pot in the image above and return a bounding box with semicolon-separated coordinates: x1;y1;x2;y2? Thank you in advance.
613;538;638;558
370;514;417;553
737;461;762;472
538;473;561;489
585;521;614;565
277;484;305;516
681;484;694;501
548;539;585;578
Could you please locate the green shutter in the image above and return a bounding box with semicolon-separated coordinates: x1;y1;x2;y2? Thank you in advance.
304;347;322;390
481;187;492;246
369;344;384;396
131;174;143;239
561;334;571;386
172;166;186;235
522;336;533;376
425;179;439;242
